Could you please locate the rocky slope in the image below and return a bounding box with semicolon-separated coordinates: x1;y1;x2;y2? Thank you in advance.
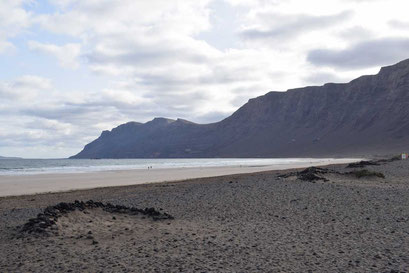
71;59;409;158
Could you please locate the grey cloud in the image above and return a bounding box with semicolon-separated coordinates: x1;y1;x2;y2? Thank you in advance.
85;40;210;68
240;10;352;41
19;88;212;129
307;38;409;69
0;75;51;101
229;85;268;107
22;104;95;122
137;67;254;89
338;26;373;41
193;111;230;123
141;91;213;119
303;72;346;85
0;86;14;99
0;133;92;154
87;49;176;66
230;95;252;107
0;134;43;147
231;84;265;94
388;20;409;30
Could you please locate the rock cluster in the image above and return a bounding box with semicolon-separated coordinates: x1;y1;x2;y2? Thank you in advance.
346;160;380;168
279;164;387;183
297;167;332;182
278;167;337;182
20;200;173;235
347;156;402;168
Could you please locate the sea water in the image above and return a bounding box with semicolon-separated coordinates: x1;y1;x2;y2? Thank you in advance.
0;158;343;176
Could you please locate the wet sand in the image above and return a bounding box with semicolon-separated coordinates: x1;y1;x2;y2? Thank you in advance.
0;158;358;197
0;158;408;272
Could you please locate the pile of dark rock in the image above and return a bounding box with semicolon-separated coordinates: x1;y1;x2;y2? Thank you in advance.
278;167;337;182
297;167;331;182
346;160;380;168
278;164;388;183
347;155;401;168
279;156;395;183
20;200;173;235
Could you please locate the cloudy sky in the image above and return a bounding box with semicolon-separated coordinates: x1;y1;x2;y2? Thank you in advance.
1;0;409;158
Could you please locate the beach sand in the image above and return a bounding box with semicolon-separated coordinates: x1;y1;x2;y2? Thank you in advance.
0;158;357;197
0;158;408;272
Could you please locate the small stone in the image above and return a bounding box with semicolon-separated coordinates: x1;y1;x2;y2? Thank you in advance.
374;254;381;259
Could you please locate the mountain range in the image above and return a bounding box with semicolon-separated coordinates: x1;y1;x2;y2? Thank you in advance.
71;59;409;159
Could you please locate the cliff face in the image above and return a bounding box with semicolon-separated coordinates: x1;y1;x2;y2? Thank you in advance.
71;59;409;159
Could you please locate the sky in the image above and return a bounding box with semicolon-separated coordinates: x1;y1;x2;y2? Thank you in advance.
1;0;409;158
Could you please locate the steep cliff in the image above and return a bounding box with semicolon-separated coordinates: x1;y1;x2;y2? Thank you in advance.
71;59;409;158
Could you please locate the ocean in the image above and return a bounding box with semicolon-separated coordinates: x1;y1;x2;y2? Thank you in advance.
0;158;342;176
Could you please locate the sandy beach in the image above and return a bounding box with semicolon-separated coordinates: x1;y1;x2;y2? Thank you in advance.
1;158;408;272
0;158;358;197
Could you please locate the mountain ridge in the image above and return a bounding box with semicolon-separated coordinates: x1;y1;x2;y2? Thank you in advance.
71;59;409;159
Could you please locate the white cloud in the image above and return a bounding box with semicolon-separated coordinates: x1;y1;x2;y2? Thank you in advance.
0;40;14;53
28;41;81;69
37;0;213;37
0;0;31;53
0;75;52;100
240;10;353;42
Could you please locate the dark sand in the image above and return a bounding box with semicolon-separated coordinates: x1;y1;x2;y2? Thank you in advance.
1;159;408;272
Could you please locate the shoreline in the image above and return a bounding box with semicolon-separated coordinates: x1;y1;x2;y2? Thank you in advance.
1;157;408;272
0;158;360;197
